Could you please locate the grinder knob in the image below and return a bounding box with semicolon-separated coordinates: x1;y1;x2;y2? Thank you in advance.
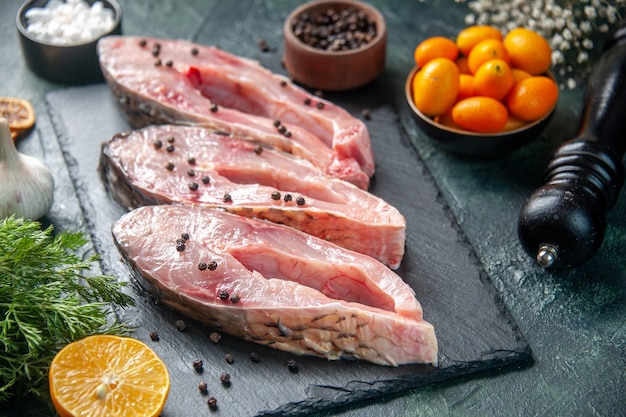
517;21;626;268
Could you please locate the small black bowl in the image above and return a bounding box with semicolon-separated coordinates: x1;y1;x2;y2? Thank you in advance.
405;66;557;158
16;0;122;85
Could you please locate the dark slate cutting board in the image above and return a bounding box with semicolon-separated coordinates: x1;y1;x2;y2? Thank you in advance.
46;83;530;417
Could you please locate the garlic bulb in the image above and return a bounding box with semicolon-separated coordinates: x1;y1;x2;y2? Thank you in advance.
0;117;54;220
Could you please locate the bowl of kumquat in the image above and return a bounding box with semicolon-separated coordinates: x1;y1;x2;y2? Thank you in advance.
406;25;559;157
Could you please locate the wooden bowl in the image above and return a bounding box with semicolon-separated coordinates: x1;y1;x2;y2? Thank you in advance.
283;0;386;91
405;66;557;157
16;0;122;85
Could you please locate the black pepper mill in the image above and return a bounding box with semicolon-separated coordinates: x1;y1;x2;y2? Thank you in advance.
517;21;626;269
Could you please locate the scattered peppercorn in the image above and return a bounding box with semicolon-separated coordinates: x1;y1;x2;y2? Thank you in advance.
283;194;292;202
189;182;199;191
167;136;175;143
166;60;173;67
304;98;312;106
198;262;208;271
181;232;190;240
284;131;292;138
209;332;221;343
230;294;240;304
219;290;229;300
224;353;234;364
313;90;324;97
286;359;299;373
223;193;232;203
207;261;218;271
152;43;161;57
202;176;211;184
271;191;281;201
188;157;196;165
198;381;208;394
249;352;260;363
176;238;186;252
257;38;270;52
280;80;288;87
154;139;163;149
176;319;187;332
219;372;231;387
139;39;147;47
210;103;218;112
187;169;196;177
296;196;306;206
149;331;160;341
316;102;325;109
254;144;263;155
165;162;175;171
166;145;175;152
361;108;371;120
207;396;218;410
154;59;162;66
193;359;204;372
191;47;199;56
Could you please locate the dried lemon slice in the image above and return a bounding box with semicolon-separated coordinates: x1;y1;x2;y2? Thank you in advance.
0;97;35;138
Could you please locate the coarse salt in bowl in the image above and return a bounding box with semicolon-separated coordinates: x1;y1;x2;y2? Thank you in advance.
16;0;122;84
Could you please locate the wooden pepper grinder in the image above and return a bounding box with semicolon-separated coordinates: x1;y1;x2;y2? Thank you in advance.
518;21;626;269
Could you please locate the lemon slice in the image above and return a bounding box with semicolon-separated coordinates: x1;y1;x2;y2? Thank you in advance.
49;335;170;417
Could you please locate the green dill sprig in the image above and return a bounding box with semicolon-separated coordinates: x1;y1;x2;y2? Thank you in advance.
0;216;135;406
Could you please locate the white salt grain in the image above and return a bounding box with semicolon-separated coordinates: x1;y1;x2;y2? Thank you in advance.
24;0;116;46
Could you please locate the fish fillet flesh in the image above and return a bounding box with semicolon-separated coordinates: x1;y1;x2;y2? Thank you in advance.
112;205;438;366
97;35;374;189
100;124;405;269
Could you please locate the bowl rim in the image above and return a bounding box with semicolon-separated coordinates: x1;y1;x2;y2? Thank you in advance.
16;0;122;48
404;65;558;138
283;0;387;58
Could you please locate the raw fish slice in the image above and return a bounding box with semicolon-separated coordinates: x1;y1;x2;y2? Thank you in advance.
97;35;373;189
112;205;438;366
100;124;405;269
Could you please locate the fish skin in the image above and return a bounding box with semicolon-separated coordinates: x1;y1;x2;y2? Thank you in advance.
100;124;406;269
97;35;374;189
112;205;438;366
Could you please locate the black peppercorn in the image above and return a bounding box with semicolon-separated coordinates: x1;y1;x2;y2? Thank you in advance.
230;294;240;304
202;176;211;184
189;182;199;191
219;290;229;300
149;331;160;341
198;262;208;271
165;162;175;171
249;352;260;363
223;193;232;203
188;157;196;165
207;396;218;410
191;47;199;56
296;196;306;206
286;359;299;373
219;373;231;387
271;191;281;200
284;194;293;202
210;103;218;112
198;381;208;394
176;319;186;332
166;145;175;152
193;359;204;372
225;353;234;364
154;139;163;149
207;261;218;271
